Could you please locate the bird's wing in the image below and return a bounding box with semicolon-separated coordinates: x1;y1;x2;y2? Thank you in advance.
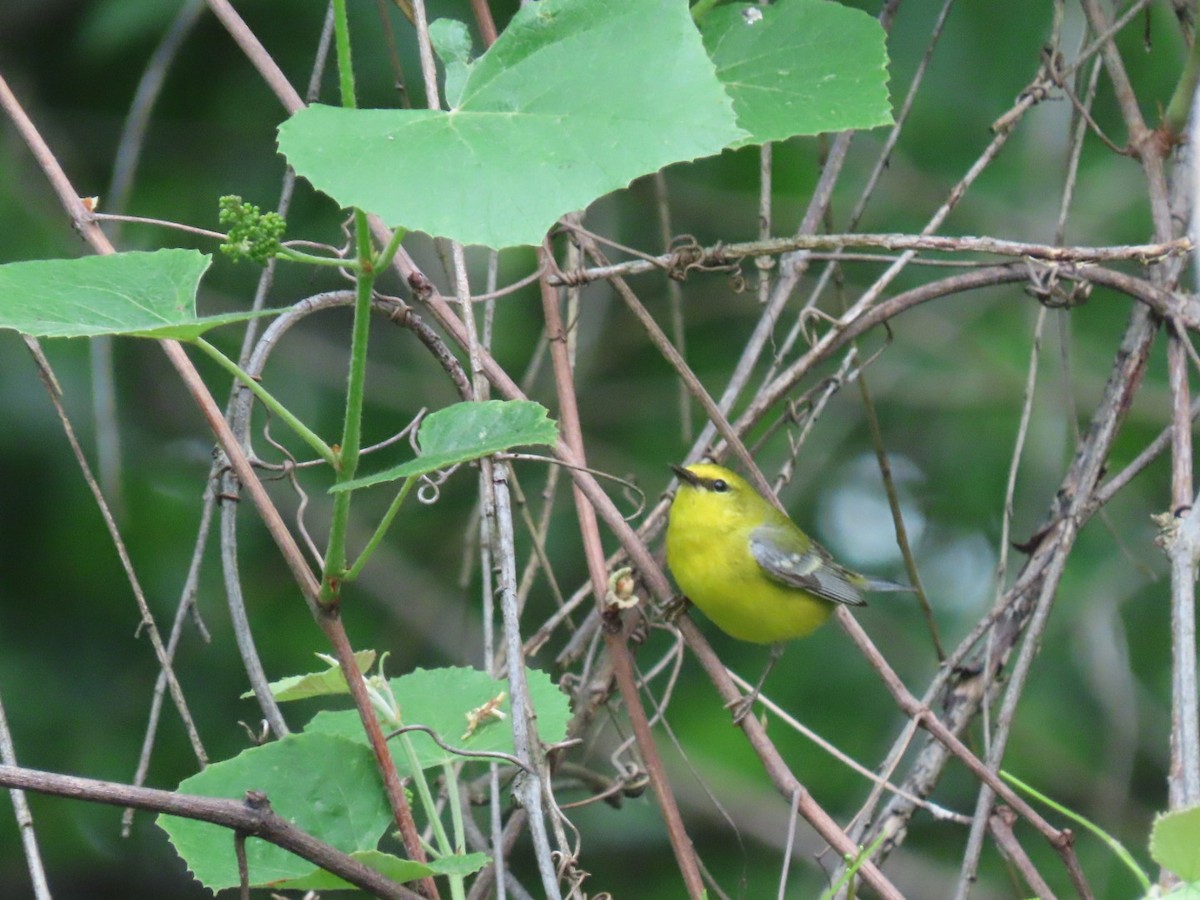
749;524;867;607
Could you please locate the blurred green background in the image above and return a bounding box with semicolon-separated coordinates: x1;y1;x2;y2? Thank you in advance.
0;0;1189;897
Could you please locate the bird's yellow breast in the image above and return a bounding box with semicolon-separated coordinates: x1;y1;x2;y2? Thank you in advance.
665;476;834;644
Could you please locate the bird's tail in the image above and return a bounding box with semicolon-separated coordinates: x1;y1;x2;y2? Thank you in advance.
861;576;915;593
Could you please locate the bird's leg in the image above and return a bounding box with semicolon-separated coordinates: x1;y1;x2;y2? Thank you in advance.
728;642;783;724
662;593;692;624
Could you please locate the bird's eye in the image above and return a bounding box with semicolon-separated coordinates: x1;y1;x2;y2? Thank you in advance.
711;479;729;493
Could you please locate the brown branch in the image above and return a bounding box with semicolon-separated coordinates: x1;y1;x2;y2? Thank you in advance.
738;261;1199;443
469;0;498;47
988;808;1059;900
202;0;303;112
0;764;420;899
537;248;706;898
552;232;1191;286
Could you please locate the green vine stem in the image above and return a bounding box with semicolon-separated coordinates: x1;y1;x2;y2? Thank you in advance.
689;0;721;24
320;210;376;603
319;0;374;604
442;760;467;855
275;246;360;268
1162;29;1200;136
374;225;409;272
441;760;469;900
344;476;416;581
308;9;436;889
818;831;889;900
396;733;466;900
191;336;336;466
331;0;357;109
1000;770;1152;892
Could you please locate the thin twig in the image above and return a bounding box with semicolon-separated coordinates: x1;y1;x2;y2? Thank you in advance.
490;463;565;898
23;337;209;767
726;671;968;824
653;171;694;442
0;693;51;900
552;231;1190;287
988;808;1058;900
202;0;303;112
124;480;220;834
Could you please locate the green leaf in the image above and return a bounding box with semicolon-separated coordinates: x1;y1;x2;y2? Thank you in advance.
272;848;489;891
269;849;434;891
429;18;474;109
701;0;892;147
1151;805;1200;882
305;666;570;774
158;733;392;891
430;851;491;877
277;0;746;249
332;400;557;492
277;848;489;891
0;250;274;340
240;650;377;701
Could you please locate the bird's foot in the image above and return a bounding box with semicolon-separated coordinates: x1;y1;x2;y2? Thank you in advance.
728;643;783;725
726;691;760;725
662;593;691;624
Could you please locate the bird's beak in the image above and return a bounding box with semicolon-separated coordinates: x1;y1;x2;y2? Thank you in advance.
670;463;700;486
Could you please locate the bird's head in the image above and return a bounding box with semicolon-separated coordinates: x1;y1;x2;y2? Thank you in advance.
669;463;766;531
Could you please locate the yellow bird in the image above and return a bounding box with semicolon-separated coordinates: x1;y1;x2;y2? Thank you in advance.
666;463;909;704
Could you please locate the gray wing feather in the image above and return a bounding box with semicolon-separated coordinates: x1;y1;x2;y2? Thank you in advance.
750;525;867;607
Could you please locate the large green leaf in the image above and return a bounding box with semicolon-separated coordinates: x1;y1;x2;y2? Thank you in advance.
158;733;392;891
0;250;270;340
702;0;892;147
277;0;746;249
